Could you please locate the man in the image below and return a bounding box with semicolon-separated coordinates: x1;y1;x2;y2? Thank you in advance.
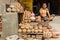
39;3;54;21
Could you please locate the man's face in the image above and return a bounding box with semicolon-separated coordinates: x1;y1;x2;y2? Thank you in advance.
42;3;47;9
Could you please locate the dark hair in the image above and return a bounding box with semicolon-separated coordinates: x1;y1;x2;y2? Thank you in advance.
42;2;47;5
42;2;47;7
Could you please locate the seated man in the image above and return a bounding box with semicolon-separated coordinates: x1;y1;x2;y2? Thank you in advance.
39;3;54;22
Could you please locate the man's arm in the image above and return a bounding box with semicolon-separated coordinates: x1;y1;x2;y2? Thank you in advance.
46;9;51;17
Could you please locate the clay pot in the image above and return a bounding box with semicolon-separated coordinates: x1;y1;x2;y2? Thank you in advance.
29;26;33;29
11;8;16;12
7;8;11;12
10;5;15;8
27;29;31;33
21;26;25;29
43;31;52;38
38;26;42;29
18;29;22;33
47;32;52;38
38;29;42;33
34;25;38;30
25;26;29;29
34;38;38;40
22;29;26;33
31;29;35;33
27;38;34;40
34;29;38;33
32;35;35;38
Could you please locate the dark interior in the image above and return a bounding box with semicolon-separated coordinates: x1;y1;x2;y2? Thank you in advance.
33;0;60;16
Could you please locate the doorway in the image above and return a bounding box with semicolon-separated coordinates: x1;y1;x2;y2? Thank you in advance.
33;0;60;16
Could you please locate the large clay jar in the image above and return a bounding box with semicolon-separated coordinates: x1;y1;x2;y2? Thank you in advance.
43;31;52;38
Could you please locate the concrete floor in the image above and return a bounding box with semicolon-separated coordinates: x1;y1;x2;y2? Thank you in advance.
49;16;60;40
0;16;60;40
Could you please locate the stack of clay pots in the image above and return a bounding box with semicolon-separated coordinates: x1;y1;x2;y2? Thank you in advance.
18;23;60;38
43;26;60;38
18;23;43;34
7;4;20;12
22;10;31;23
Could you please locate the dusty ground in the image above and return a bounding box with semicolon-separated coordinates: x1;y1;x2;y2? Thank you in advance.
47;16;60;40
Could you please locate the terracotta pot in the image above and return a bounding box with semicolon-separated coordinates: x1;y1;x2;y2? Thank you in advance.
27;29;31;33
38;29;42;33
29;26;33;29
10;5;15;8
43;31;52;38
31;29;35;33
11;8;16;12
25;26;29;29
34;29;38;33
21;26;25;29
33;25;38;30
32;35;35;38
7;8;11;12
27;38;34;40
22;29;26;33
38;26;42;29
18;29;22;33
